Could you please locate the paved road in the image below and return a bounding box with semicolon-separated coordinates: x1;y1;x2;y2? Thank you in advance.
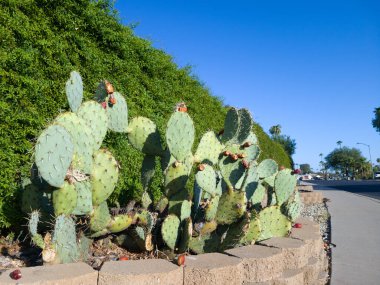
308;181;380;285
310;180;380;201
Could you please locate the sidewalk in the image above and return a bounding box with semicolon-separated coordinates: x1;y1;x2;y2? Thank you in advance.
318;189;380;285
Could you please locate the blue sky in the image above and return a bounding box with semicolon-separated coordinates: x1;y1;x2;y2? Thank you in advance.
114;0;380;171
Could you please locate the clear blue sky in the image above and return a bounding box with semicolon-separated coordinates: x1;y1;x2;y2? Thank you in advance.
114;0;380;171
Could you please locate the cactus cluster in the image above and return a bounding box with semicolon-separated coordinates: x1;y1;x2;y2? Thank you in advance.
24;71;302;264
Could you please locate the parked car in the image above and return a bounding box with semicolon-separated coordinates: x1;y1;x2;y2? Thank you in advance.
375;171;380;179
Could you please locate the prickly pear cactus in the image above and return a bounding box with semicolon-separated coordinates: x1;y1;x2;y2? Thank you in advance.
161;214;180;250
65;71;83;113
257;206;291;241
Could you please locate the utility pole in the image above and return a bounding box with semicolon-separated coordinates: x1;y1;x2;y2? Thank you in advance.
357;142;374;179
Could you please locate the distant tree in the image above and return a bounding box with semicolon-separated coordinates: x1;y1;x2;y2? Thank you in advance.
269;125;282;136
272;135;296;156
372;107;380;132
325;147;368;178
300;164;311;174
376;158;380;164
336;141;343;148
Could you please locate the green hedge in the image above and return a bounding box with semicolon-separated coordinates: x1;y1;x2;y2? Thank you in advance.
0;0;291;230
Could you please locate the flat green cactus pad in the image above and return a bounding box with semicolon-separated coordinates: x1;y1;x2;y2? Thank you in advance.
141;155;156;191
166;111;195;161
164;161;190;197
35;124;74;188
242;165;260;201
239;213;261;245
141;191;153;209
90;201;111;233
127;117;163;155
250;183;266;209
257;206;291;241
219;214;250;251
108;213;135;233
221;107;240;144
216;190;247;225
91;149;119;206
189;232;220;254
281;191;302;222
106;92;128;132
178;217;193;253
274;169;297;205
161;214;180;250
155;196;169;213
237;108;253;144
65;71;83;113
199;220;218;235
244;131;258;145
72;181;93;215
257;159;278;179
52;215;79;264
195;164;217;195
205;195;220;222
194;131;223;165
52;182;77;216
55;112;95;174
77;100;108;150
219;145;246;189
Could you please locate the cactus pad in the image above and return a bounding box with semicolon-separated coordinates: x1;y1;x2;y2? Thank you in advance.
221;107;239;143
257;206;291;241
205;195;220;222
257;159;278;179
127;117;163;155
141;191;153;209
281;191;301;222
155;196;169;213
219;214;250;251
90;201;111;234
35;124;74;187
239;213;261;245
195;164;217;195
189;232;220;254
77;100;108;150
52;182;77;216
55;112;95;173
216;190;247;225
91;149;119;206
51;215;79;263
141;155;156;191
161;214;180;250
200;220;218;235
237;108;253;144
250;183;266;209
194;131;223;164
72;181;93;215
166;111;195;161
242;165;260;201
164;161;190;197
178;217;193;253
274;169;297;205
106;92;128;132
108;213;135;233
65;71;83;113
219;145;246;188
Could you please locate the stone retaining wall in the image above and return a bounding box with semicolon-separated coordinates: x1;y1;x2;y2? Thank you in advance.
0;218;328;285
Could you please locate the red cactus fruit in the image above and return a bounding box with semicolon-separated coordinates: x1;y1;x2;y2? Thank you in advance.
292;169;301;175
223;151;231;156
242;160;250;169
101;101;107;109
109;94;117;105
177;254;185;266
176;102;187;112
293;223;302;228
237;153;247;159
105;80;114;94
230;154;239;161
10;269;22;280
279;165;285;170
197;164;205;171
119;256;129;261
242;141;252;148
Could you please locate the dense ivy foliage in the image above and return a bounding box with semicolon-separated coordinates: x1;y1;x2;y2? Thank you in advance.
0;0;291;229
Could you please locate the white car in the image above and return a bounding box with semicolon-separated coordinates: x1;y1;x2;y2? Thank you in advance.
375;172;380;179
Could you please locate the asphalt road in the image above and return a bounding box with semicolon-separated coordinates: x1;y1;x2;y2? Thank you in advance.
308;180;380;201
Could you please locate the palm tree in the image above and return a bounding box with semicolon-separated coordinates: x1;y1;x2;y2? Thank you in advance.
269;125;282;136
337;140;343;148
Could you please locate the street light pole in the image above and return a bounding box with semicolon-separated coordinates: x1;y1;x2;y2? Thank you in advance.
357;142;374;179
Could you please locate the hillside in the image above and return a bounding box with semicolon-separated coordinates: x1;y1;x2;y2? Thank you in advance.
0;0;291;229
